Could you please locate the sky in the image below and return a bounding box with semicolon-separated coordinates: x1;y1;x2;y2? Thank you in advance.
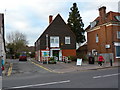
0;0;119;46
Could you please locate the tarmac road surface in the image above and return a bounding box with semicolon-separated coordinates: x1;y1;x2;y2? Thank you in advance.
2;59;119;89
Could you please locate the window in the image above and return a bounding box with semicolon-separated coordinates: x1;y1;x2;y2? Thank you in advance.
117;31;120;39
65;37;70;44
116;46;120;58
90;21;98;28
50;36;59;47
115;16;120;21
96;34;99;43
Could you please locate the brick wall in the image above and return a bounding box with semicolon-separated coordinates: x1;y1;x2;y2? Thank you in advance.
62;49;76;56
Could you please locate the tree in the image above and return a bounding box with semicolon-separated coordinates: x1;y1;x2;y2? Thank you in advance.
67;3;86;45
6;31;28;58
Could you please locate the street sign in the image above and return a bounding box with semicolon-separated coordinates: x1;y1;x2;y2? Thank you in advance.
76;58;82;66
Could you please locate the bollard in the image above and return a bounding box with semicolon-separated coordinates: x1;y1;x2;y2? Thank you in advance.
110;59;112;66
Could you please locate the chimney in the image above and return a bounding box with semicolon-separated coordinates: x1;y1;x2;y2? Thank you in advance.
49;15;53;24
99;6;106;24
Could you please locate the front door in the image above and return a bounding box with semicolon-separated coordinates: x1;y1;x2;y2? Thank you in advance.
53;50;59;61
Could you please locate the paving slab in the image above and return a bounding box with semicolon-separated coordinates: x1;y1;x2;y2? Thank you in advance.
31;60;120;73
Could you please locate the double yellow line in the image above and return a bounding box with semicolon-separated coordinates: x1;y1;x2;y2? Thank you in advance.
7;60;64;77
31;61;53;72
30;61;64;74
7;63;13;76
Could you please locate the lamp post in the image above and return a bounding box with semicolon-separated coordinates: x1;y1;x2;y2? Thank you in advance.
46;34;49;64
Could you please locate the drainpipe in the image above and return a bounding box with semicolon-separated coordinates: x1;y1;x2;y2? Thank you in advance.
105;25;108;53
46;34;49;50
46;34;49;64
111;24;115;62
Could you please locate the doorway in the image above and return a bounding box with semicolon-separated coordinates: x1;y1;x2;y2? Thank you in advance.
53;50;59;61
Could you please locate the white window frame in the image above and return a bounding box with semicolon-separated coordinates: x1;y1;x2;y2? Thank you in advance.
115;16;120;21
114;42;120;58
50;36;59;47
96;34;99;43
65;36;70;44
115;46;120;58
117;31;120;39
90;21;97;28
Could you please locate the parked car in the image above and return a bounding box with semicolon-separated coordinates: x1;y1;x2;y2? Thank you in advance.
19;54;27;61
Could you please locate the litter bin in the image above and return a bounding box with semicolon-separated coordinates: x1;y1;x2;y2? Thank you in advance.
110;59;112;66
89;56;94;64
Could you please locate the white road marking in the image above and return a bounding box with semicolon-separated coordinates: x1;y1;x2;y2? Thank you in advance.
93;73;120;79
8;80;70;89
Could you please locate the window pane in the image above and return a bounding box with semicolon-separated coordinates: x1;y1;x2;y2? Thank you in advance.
115;16;120;21
55;38;59;43
50;36;59;47
55;39;58;43
66;39;70;44
116;46;120;57
65;37;70;44
50;37;59;43
118;31;120;38
96;34;99;43
51;38;54;43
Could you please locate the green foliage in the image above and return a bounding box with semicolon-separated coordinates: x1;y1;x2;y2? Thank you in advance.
50;57;54;60
6;31;29;59
67;56;71;60
68;56;77;61
29;52;35;58
49;57;57;64
67;3;86;43
77;52;88;61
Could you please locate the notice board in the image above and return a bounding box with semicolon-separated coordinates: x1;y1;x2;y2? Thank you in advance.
76;58;82;66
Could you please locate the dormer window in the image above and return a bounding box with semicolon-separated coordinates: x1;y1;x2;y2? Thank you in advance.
115;16;120;21
90;21;98;28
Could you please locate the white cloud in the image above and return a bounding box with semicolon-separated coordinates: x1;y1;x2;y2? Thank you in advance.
0;0;119;46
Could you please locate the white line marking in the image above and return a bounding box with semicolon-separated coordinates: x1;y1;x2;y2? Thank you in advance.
93;73;120;79
8;80;70;89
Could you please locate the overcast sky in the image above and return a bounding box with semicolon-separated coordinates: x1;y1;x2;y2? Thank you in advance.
0;0;119;46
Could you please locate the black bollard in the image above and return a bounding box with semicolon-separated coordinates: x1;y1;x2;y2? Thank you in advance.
110;59;112;66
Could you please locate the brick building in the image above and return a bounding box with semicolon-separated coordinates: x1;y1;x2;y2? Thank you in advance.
35;14;76;62
76;43;88;56
86;6;120;62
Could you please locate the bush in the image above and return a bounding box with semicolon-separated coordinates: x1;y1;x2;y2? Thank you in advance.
68;56;77;61
48;57;57;64
15;53;20;59
77;53;88;62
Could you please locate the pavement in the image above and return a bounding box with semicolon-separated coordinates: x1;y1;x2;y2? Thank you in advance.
2;59;120;76
30;59;120;73
2;61;11;77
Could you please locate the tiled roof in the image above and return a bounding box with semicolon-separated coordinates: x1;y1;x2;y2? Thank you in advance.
36;14;75;41
86;11;120;31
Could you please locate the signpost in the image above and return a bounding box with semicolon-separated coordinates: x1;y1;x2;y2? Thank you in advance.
76;58;82;66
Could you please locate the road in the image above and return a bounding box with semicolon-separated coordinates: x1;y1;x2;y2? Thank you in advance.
2;59;119;89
